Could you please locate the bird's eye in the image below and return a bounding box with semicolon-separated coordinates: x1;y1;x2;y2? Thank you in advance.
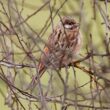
68;22;73;25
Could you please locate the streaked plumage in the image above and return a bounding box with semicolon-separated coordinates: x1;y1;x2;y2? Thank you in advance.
37;16;82;79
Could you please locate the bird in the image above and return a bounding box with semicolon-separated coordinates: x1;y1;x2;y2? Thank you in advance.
28;16;82;88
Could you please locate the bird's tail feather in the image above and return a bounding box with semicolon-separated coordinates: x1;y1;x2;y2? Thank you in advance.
25;63;46;90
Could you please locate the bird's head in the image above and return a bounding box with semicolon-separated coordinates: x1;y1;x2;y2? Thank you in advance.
59;16;79;31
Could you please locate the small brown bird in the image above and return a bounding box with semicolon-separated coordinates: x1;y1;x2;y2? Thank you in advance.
29;16;82;87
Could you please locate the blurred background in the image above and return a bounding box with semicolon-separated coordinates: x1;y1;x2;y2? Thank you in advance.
0;0;110;110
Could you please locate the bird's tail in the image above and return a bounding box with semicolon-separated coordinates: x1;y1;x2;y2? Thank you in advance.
26;62;46;90
37;62;46;79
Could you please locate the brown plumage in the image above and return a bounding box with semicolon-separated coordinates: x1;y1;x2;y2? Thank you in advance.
28;17;82;88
